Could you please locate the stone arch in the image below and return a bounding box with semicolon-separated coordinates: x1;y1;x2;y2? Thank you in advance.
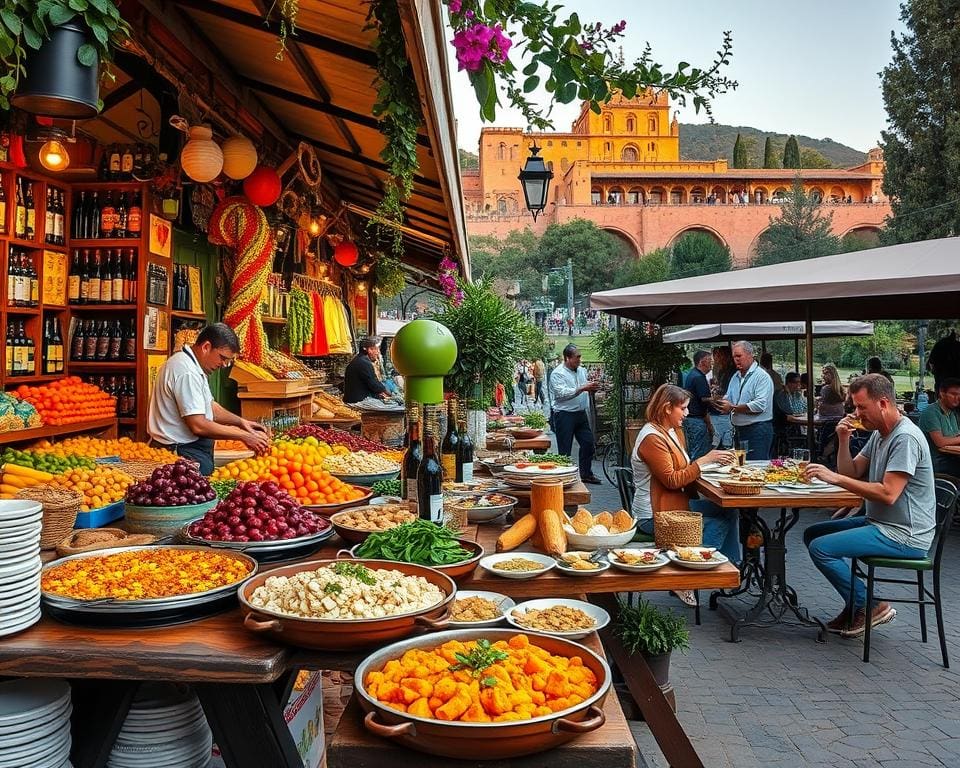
600;226;640;258
749;226;773;257
829;185;845;202
772;187;788;202
710;185;726;204
607;186;624;204
591;186;602;205
840;225;882;248
690;186;706;204
753;186;769;204
809;186;824;203
627;186;644;205
668;225;729;251
621;144;639;162
670;186;686;204
648;185;666;204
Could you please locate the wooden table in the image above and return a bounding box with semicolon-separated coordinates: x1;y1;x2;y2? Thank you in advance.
0;417;118;445
485;433;552;453
696;477;862;642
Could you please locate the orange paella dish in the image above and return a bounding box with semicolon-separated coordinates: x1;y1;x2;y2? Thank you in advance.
41;548;254;601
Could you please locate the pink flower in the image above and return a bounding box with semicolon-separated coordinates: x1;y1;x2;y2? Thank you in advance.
451;23;512;72
448;0;462;12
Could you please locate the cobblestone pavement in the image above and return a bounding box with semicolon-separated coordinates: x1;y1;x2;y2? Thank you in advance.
582;479;960;767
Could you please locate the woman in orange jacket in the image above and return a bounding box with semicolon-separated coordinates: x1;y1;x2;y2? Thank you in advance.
631;384;741;563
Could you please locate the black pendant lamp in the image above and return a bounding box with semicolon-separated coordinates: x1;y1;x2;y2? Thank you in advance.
517;143;553;221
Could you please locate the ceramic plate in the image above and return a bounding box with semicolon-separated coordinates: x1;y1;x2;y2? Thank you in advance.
478;552;556;580
667;549;730;570
554;552;611;577
448;590;515;628
505;598;610;640
607;549;670;572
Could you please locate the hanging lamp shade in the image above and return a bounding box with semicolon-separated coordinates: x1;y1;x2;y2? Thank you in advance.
517;144;553;221
334;241;359;267
221;135;258;180
243;165;282;206
180;125;223;183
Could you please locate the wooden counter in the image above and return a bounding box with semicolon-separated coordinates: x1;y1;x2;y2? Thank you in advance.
0;416;118;445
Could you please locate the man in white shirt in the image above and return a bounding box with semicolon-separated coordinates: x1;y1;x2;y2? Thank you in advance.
549;344;601;484
717;340;775;460
148;323;270;475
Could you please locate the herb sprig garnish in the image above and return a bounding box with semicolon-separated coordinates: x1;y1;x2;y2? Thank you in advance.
448;639;509;686
331;562;376;585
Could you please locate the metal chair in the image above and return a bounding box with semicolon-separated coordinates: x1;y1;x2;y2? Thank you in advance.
849;477;958;666
613;466;700;625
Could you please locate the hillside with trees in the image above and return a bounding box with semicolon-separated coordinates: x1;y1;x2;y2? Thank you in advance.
678;124;867;168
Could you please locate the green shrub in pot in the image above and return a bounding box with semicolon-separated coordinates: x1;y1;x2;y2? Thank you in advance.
614;597;689;691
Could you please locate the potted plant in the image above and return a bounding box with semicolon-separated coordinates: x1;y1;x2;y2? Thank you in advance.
1;0;132;116
431;279;545;447
614;597;689;695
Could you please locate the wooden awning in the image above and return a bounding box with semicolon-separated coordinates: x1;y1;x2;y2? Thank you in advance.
116;0;469;280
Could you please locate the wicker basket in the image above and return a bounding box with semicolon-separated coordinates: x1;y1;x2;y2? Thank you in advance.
56;528;157;558
653;509;703;549
114;460;166;481
16;485;83;550
719;480;765;496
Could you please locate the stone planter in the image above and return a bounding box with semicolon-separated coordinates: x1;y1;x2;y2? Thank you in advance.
642;650;675;711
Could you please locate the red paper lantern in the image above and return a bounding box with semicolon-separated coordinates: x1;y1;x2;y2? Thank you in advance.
334;241;359;267
242;165;281;206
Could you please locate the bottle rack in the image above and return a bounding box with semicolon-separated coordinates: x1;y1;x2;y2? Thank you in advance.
0;163;173;440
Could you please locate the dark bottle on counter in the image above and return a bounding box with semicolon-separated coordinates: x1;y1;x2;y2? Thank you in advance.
455;403;474;482
417;406;443;524
440;398;459;481
83;319;99;361
401;403;422;507
122;318;136;360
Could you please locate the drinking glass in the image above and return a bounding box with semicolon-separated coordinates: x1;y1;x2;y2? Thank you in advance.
735;439;749;466
793;448;811;472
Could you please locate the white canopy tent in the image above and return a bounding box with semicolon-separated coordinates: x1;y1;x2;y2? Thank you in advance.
590;236;960;453
662;320;874;343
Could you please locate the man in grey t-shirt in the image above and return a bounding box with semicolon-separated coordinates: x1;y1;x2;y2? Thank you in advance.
803;374;936;637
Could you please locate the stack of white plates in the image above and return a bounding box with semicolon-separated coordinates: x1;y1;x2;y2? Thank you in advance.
0;500;43;637
500;464;581;489
0;678;72;768
108;683;212;768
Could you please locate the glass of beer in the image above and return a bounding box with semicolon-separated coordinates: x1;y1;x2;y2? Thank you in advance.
793;448;811;473
735;440;749;466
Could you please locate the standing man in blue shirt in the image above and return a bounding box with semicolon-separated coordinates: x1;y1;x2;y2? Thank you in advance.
682;349;714;460
717;340;775;460
550;344;601;484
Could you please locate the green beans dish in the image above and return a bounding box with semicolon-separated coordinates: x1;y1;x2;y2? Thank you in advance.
354;520;472;566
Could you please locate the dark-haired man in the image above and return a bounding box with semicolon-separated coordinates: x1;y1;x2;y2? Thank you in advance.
550;344;601;484
919;377;960;476
148;323;270;475
682;349;713;460
803;374;936;637
344;337;390;404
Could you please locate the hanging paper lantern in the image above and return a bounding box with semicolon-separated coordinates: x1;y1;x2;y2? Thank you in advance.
221;135;258;180
243;165;282;206
334;240;358;267
180;125;223;183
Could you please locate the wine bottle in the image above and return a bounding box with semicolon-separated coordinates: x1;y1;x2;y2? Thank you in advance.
72;191;86;239
13;252;26;307
71;319;86;361
456;403;474;482
24;181;35;240
44;188;55;245
8;320;21;376
28;255;38;307
121;145;134;179
55;189;66;245
0;173;6;235
13;178;26;239
401;403;422;506
110;250;123;303
88;192;100;239
83;319;99;361
53;317;64;373
128;192;142;237
21;321;33;375
440;397;459;481
67;250;81;304
100;249;113;304
115;192;127;238
42;317;52;374
108;319;122;360
100;191;115;238
122;318;136;360
417;405;444;524
4;321;13;376
108;145;121;180
126;250;137;303
95;319;110;361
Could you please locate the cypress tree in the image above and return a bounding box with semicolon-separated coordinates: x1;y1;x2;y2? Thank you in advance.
881;0;960;243
732;133;748;168
782;136;801;169
763;136;780;168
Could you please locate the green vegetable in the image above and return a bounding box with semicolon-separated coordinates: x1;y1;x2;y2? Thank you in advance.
331;562;376;585
371;478;401;498
523;412;547;430
287;287;314;355
530;453;572;466
354;520;471;566
448;639;509;679
1;448;96;473
210;479;238;499
323;581;343;595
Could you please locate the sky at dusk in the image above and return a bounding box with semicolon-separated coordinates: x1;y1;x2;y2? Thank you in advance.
447;0;905;154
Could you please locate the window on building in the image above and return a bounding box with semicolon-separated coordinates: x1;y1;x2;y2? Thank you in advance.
626;114;636;133
647;142;656;153
648;114;657;133
577;141;582;147
621;146;638;162
591;188;602;205
497;198;507;215
560;157;569;171
510;146;517;161
605;141;612;154
603;114;612;133
627;188;643;205
561;140;568;147
497;142;506;160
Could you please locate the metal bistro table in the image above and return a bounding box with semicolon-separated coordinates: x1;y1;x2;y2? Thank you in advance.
696;476;862;642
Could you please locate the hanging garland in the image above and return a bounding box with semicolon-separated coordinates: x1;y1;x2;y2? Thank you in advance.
208;197;275;364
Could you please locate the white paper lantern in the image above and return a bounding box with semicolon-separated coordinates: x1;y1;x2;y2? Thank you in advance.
180;125;223;183
221;134;258;180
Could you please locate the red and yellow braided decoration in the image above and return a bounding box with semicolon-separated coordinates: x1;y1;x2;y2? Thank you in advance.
208;196;275;365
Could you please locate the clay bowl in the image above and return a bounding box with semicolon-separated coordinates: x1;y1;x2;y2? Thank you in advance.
238;559;456;651
301;486;374;517
349;539;484;583
504;428;543;440
329;504;416;545
355;628;610;759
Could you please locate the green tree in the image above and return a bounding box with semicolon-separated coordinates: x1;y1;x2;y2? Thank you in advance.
468;230;540;299
536;219;629;298
880;0;960;243
782;135;801;168
612;248;670;288
732;133;748;168
800;147;832;169
458;148;479;170
763;136;781;168
668;232;732;279
753;177;841;266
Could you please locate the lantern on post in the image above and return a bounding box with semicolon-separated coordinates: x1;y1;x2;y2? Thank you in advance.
517;143;553;221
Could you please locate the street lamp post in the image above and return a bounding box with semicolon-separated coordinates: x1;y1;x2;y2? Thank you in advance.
518;143;553;222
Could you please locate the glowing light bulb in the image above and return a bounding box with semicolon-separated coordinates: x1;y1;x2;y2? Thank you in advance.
39;139;70;171
309;218;321;236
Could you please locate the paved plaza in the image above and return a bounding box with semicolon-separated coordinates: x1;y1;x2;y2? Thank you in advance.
583;480;960;767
